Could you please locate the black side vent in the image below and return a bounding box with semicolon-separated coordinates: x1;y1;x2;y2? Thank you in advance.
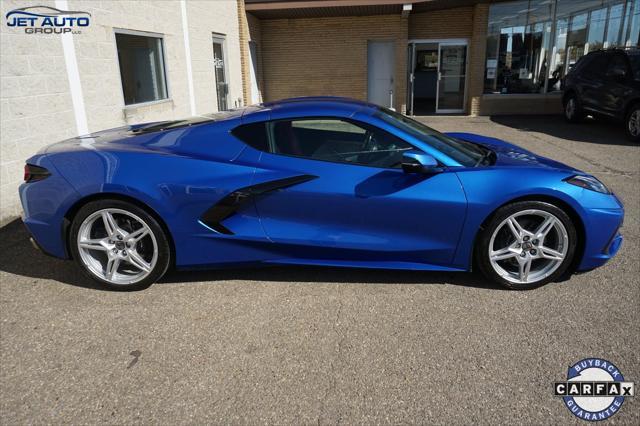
200;174;318;234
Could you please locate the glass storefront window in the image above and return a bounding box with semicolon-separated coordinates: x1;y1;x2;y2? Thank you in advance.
605;4;624;47
587;8;607;51
485;0;553;94
628;1;640;46
485;0;640;95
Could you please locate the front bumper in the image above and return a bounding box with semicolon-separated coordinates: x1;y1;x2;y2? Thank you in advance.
577;205;624;271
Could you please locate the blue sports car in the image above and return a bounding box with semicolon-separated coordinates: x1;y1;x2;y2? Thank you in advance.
19;97;624;290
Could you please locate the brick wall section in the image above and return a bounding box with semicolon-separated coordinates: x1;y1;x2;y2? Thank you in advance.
396;17;409;114
1;0;77;225
239;8;265;104
260;14;408;111
247;13;265;103
468;3;489;116
408;7;473;40
237;0;251;105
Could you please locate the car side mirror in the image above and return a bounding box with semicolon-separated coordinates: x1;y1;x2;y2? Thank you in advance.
401;150;440;174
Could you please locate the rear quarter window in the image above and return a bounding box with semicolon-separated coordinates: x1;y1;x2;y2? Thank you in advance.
231;122;269;152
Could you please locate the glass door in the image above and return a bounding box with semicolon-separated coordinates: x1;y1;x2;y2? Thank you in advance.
436;42;467;113
212;36;228;111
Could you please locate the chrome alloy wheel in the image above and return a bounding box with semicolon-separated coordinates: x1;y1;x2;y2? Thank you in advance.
488;209;569;285
628;109;640;137
76;208;158;285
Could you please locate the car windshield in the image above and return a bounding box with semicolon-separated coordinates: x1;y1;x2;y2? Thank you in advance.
628;54;640;80
373;107;487;167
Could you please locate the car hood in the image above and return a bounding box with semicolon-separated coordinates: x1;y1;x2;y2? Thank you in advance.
445;132;578;172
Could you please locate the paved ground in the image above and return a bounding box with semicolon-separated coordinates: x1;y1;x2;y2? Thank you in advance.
1;115;638;424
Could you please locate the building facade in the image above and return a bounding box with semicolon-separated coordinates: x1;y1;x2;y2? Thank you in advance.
243;0;640;115
1;0;245;224
1;0;639;224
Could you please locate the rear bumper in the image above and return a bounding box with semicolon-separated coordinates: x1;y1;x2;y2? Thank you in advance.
577;206;624;271
19;158;80;260
27;233;58;258
20;183;70;259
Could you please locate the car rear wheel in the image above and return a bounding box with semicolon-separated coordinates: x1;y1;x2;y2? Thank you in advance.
625;104;640;143
70;199;170;290
564;93;585;123
476;201;577;290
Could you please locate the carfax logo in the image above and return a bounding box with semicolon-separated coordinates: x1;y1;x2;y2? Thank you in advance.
555;358;635;421
5;5;90;34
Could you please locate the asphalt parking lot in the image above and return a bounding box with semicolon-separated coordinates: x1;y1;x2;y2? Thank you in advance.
1;115;638;424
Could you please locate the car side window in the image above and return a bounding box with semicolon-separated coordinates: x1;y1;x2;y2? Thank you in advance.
268;118;414;169
582;53;609;79
606;54;629;78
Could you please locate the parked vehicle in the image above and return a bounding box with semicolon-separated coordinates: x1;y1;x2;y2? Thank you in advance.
563;48;640;142
20;97;624;290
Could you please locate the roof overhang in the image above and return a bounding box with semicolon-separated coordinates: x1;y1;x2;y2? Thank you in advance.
245;0;494;19
245;0;425;19
246;0;422;10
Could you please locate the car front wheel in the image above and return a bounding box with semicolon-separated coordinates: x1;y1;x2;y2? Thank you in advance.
564;93;585;123
625;104;640;143
476;201;577;290
70;199;171;290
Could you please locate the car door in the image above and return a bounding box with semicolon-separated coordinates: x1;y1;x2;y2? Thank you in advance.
600;53;633;116
578;52;610;112
249;116;468;267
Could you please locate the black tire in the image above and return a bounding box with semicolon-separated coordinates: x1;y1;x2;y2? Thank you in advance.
69;199;171;290
475;201;577;290
624;103;640;143
563;92;585;123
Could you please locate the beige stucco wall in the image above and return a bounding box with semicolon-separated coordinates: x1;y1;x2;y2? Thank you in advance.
1;0;77;224
186;0;244;113
0;0;243;225
66;0;243;129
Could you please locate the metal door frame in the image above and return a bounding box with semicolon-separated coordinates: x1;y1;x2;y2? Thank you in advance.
407;38;469;115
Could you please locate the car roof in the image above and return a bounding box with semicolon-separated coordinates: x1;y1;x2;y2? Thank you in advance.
244;96;380;120
587;47;640;56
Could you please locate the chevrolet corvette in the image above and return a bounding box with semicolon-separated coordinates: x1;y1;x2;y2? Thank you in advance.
19;97;624;290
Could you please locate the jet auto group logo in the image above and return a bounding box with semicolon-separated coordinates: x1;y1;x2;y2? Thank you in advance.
5;5;91;35
555;358;635;421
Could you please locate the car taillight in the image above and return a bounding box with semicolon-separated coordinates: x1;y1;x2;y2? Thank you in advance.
24;164;50;183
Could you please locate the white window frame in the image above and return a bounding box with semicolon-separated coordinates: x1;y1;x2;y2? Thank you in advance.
113;28;171;108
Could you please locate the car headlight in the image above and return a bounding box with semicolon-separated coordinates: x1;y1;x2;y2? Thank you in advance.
564;175;610;194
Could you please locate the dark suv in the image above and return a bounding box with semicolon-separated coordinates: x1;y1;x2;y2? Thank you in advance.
563;48;640;142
